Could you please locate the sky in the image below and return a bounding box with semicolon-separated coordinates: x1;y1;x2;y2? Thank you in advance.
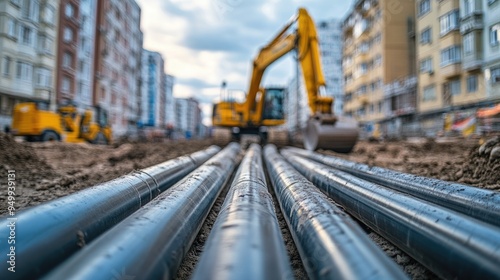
135;0;354;126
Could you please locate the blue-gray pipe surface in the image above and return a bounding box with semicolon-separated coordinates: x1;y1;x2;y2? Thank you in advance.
0;145;220;280
192;144;293;280
284;152;500;280
282;146;500;227
264;145;407;280
45;143;240;280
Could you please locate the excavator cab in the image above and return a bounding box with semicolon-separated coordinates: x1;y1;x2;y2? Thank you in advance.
262;88;285;121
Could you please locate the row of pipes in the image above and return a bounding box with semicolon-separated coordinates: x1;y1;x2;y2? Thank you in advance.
1;143;499;279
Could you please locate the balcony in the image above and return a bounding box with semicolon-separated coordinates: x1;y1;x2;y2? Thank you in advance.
441;63;462;79
460;12;483;34
463;52;483;71
384;76;417;97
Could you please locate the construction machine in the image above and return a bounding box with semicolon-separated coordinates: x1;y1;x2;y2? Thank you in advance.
11;102;112;144
212;8;358;152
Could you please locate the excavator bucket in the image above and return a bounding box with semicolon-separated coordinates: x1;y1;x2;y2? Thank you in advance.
303;116;359;153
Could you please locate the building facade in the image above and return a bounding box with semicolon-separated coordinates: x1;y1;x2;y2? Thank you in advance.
317;19;345;115
93;0;142;136
164;74;175;127
139;49;165;127
175;97;202;138
415;0;500;136
343;0;417;138
483;0;500;99
74;0;96;108
0;0;60;130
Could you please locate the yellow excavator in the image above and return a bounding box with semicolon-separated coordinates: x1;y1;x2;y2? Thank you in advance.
11;102;112;144
212;8;358;152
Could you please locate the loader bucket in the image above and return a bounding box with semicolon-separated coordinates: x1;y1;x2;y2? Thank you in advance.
303;116;359;153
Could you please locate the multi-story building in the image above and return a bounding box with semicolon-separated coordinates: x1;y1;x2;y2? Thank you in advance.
0;0;60;130
93;0;142;136
483;0;500;98
164;74;175;127
55;0;79;105
317;19;345;115
175;97;202;138
343;0;417;138
74;0;97;108
139;49;165;127
416;0;498;136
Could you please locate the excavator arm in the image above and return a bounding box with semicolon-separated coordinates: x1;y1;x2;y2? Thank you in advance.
244;8;332;124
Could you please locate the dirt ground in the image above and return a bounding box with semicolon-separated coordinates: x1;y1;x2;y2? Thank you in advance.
0;134;214;214
1;133;498;279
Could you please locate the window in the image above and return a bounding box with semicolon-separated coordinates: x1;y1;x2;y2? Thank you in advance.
489;0;498;5
464;33;474;54
418;0;430;16
449;79;461;95
491;67;500;83
440;10;459;36
63;27;73;42
2;57;12;76
35;68;51;87
374;54;382;67
378;102;383;112
62;77;71;92
422;85;436;101
65;3;74;18
420;57;433;73
420;28;431;44
490;24;500;46
467;75;478;92
441;45;461;66
38;35;53;54
16;61;33;81
358;85;367;95
43;5;55;24
62;52;72;69
464;0;474;15
7;18;17;38
22;0;39;22
10;0;21;7
19;25;33;46
373;33;382;44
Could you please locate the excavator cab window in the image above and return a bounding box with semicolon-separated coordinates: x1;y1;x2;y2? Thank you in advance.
262;88;285;120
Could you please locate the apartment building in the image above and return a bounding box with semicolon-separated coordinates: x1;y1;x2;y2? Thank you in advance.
175;97;202;139
55;0;80;105
343;0;417;138
0;0;60;130
164;74;175;127
139;49;165;127
74;0;97;108
317;19;345;115
93;0;142;136
483;0;500;98
415;0;500;135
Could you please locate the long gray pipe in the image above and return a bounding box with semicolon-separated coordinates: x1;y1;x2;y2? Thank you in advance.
284;152;500;280
192;144;293;280
264;145;407;280
0;145;220;280
283;146;500;227
45;143;240;280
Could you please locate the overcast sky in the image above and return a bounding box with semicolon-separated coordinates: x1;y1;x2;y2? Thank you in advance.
135;0;354;125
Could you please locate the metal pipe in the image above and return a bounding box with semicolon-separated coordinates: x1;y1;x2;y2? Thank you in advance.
46;143;241;280
283;147;500;228
263;145;407;280
192;144;293;280
0;145;220;280
285;152;500;280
